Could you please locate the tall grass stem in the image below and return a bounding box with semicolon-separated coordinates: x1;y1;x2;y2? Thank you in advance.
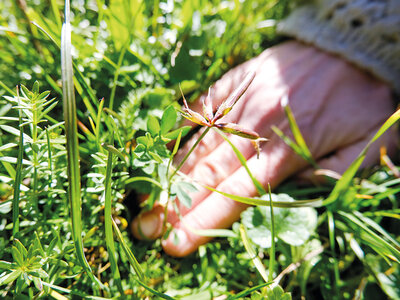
104;145;124;294
61;0;100;288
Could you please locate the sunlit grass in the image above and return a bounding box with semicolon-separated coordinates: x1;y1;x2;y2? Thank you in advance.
0;0;398;298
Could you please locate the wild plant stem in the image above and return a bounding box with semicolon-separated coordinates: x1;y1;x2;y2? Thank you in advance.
109;42;128;110
32;93;39;215
45;128;53;187
267;183;275;282
12;90;24;237
169;126;210;179
163;127;210;236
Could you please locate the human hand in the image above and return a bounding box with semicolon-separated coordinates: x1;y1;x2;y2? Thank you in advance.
132;41;394;256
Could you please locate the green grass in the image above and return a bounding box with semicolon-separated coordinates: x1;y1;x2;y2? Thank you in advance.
0;0;399;299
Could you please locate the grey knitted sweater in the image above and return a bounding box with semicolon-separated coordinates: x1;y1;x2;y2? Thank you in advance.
277;0;400;93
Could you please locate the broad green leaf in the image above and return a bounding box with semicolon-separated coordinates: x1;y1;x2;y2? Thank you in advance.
241;194;317;248
161;105;177;135
149;151;163;163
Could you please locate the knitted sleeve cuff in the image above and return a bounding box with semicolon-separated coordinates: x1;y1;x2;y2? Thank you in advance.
277;0;400;94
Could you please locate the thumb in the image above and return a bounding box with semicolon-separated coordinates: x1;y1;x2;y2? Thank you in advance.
296;127;396;183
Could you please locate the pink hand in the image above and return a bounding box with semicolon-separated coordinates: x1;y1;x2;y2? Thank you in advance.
132;41;395;257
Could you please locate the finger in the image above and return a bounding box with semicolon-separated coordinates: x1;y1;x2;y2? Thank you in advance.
174;128;225;173
131;204;166;240
162;140;307;257
296;127;396;182
175;134;262;217
134;133;278;238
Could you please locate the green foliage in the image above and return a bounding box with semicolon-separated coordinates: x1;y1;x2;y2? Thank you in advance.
266;285;292;300
0;0;399;299
241;194;318;248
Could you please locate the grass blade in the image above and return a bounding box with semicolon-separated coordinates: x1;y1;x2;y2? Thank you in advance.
267;184;275;282
339;211;400;262
216;129;266;195
124;176;163;189
41;282;111;300
239;224;269;282
103;145;124;294
134;278;175;300
33;20;98;120
95;98;105;151
281;96;317;167
324;108;400;206
112;218;145;281
61;0;100;288
202;185;323;207
227;282;272;300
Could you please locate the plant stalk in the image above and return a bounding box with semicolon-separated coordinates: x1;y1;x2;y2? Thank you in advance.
61;0;101;289
169;126;210;179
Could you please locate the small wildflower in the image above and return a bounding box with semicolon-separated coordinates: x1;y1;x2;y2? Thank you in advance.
179;72;268;157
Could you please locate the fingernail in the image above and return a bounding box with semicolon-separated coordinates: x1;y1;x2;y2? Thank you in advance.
172;228;188;246
162;228;189;257
133;213;161;240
